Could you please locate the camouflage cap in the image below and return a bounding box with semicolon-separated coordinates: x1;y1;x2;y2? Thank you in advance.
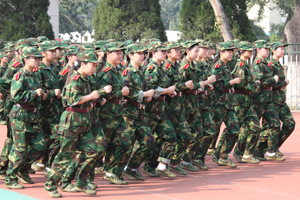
93;40;106;49
21;46;43;59
217;41;236;51
61;40;72;47
0;51;8;59
124;40;134;47
15;39;32;50
147;41;168;52
270;41;288;52
65;45;79;55
164;41;181;50
37;36;49;43
183;41;199;49
237;41;253;51
39;41;58;52
229;39;240;46
125;43;147;55
4;42;15;50
253;40;270;49
102;42;126;53
27;38;38;46
52;40;64;49
141;38;161;48
195;39;209;48
78;44;94;52
77;51;100;63
105;39;116;43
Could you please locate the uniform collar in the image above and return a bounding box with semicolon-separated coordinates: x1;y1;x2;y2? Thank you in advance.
149;59;162;68
40;62;53;70
21;67;34;76
106;62;119;73
128;64;142;73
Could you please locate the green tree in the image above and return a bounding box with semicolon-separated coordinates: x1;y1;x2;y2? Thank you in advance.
250;20;270;41
93;0;167;42
0;0;54;41
160;0;183;30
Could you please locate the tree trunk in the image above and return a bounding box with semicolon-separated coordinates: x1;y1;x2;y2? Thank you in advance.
209;0;234;41
280;11;292;44
284;0;300;44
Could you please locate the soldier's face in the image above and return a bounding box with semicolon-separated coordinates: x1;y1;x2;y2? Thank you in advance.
258;47;269;59
26;57;40;68
68;54;78;63
187;45;199;61
82;62;97;76
168;48;181;60
43;50;56;62
131;52;144;66
153;50;166;62
244;50;252;59
211;49;216;55
273;46;285;58
7;51;13;57
198;47;207;58
1;57;9;63
108;50;123;65
56;48;64;60
221;49;233;62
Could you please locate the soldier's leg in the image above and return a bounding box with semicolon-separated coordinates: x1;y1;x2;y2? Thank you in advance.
0;117;13;176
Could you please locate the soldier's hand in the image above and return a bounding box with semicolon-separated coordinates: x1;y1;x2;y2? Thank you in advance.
208;75;216;84
255;80;261;84
146;97;152;102
168;85;176;94
208;84;214;91
285;79;290;85
121;86;130;96
144;89;155;97
55;89;61;97
36;88;43;96
0;93;2;99
233;77;241;84
104;85;112;93
198;88;203;93
185;80;194;90
42;93;47;100
90;90;100;99
100;98;106;106
274;75;279;83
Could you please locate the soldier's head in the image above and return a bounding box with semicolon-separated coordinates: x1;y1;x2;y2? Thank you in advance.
22;46;43;68
125;43;147;67
102;42;126;67
183;41;199;61
253;40;270;61
164;41;181;61
270;41;287;59
64;45;79;65
15;39;32;58
216;42;236;63
195;39;209;59
77;51;100;76
39;41;58;62
237;41;253;60
0;52;9;65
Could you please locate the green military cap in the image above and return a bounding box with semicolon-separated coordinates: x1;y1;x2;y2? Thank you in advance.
253;40;270;49
52;40;64;49
217;41;236;51
61;40;72;47
183;41;199;49
21;46;43;59
27;38;38;46
105;39;116;43
237;41;253;51
65;45;79;55
15;39;32;50
195;39;209;48
93;40;106;49
270;41;288;52
4;42;15;50
229;39;240;46
0;52;8;59
117;41;125;48
147;41;169;52
37;36;49;43
141;38;161;48
164;41;181;50
124;40;134;47
38;40;58;52
125;43;147;55
102;42;126;53
77;51;100;63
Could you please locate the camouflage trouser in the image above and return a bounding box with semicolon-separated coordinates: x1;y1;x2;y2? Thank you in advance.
168;114;193;166
181;109;203;163
121;116;155;169
61;121;107;185
5;118;47;184
44;128;97;191
253;103;281;155
0;94;7;121
193;108;215;161
259;102;295;153
212;105;239;160
143;114;177;172
100;116;131;176
0;117;12;175
234;105;261;156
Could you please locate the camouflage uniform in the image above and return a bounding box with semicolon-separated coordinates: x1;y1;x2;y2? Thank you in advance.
5;47;47;186
0;52;9;122
251;40;281;156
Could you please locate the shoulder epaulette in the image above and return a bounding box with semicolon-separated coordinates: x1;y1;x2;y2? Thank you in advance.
12;58;16;62
62;61;65;66
268;61;273;67
73;74;80;80
239;62;244;67
256;59;260;64
121;61;125;66
103;67;111;72
15;71;21;80
183;64;189;70
166;63;171;69
123;69;128;76
61;68;70;76
12;61;20;68
33;68;38;72
214;63;221;69
148;65;155;71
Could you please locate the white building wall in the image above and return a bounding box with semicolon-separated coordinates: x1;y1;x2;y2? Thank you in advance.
48;0;59;39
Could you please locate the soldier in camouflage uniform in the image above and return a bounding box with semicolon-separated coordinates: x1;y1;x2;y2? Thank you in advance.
0;52;9;125
52;41;65;76
250;40;284;161
44;51;108;197
231;41;261;164
37;36;49;44
258;42;295;158
5;47;47;189
97;42;131;185
210;42;241;168
120;44;155;181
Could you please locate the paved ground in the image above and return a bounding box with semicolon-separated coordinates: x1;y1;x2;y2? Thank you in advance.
0;112;300;200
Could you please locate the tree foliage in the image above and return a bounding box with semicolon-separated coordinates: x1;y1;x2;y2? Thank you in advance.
93;0;167;42
159;0;182;31
0;0;54;41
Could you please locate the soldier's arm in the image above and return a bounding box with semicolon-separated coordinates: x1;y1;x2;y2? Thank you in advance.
252;64;275;86
212;67;231;92
123;71;140;101
273;67;287;89
98;71;122;100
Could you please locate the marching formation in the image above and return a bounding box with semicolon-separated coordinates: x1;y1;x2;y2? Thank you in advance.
0;36;295;198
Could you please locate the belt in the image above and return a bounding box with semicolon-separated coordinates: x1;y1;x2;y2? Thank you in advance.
156;96;166;101
16;104;37;113
262;87;272;91
199;91;208;95
107;100;122;105
186;90;198;95
127;99;143;109
223;89;234;94
234;90;251;95
66;107;88;113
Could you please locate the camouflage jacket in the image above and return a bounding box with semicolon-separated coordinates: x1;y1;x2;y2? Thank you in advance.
251;57;276;104
122;64;147;119
58;64;73;91
232;59;260;107
268;57;287;106
98;62;124;118
195;60;210;109
163;59;187;115
9;68;43;123
201;60;215;108
211;59;235;110
179;57;202;112
60;71;92;131
0;63;8;77
52;61;64;77
88;74;105;122
144;59;171;119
